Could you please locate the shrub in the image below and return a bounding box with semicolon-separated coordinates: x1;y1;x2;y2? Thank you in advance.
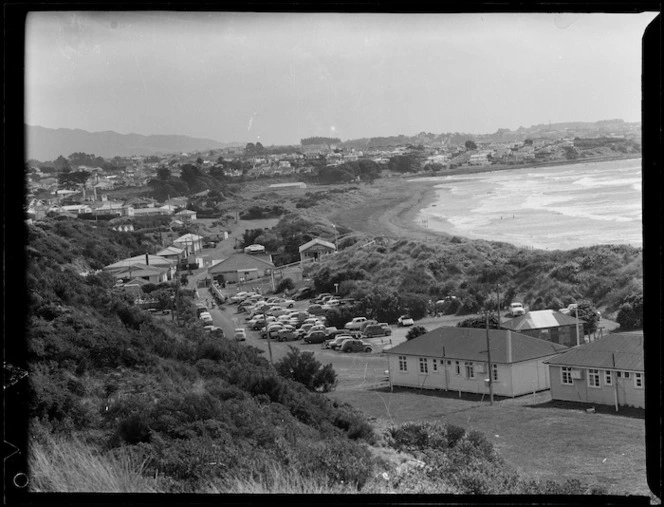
275;278;295;293
406;326;427;341
274;346;338;393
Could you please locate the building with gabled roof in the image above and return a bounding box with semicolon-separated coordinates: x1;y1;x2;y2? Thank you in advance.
103;254;176;280
172;233;204;254
207;252;275;283
544;332;644;409
385;327;568;397
299;237;336;262
501;309;586;348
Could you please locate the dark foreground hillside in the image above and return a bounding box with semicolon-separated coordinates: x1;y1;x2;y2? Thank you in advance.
20;218;624;494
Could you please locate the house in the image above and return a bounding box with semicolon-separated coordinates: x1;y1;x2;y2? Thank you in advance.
545;333;644;410
174;209;197;222
156;246;185;263
91;201;134;217
299;238;337;262
501;310;586;348
60;204;92;215
103;254;176;280
207;252;275;284
172;233;204;254
105;263;169;284
385;327;568;398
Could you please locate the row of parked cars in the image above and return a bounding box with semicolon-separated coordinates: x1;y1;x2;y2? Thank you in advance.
195;303;225;337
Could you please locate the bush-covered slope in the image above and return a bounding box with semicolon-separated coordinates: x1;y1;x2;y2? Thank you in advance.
305;233;642;319
25;218;377;492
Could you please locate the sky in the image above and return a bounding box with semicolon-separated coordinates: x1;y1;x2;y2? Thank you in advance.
25;11;657;146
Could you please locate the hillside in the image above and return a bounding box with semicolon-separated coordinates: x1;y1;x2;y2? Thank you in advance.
16;217;621;494
26;125;242;160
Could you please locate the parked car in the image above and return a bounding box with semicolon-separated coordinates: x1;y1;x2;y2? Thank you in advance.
268;297;296;308
199;312;213;324
359;319;379;332
277;326;299;342
397;315;414;327
269;307;290;317
344;317;368;330
509;302;526;317
312;293;333;304
303;329;330;344
233;328;247;341
363;323;391;337
250;316;277;330
261;323;284;340
293;287;315;300
229;292;250;304
203;241;217;249
323;334;354;350
307;304;326;316
340;339;373;353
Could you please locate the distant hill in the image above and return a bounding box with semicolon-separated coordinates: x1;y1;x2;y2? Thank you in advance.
26;125;242;161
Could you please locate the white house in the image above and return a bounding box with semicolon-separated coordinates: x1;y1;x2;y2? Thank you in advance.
385;327;568;398
172;233;204;254
545;333;644;410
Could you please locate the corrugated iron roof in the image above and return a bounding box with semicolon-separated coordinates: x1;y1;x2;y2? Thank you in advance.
544;333;643;371
299;238;336;253
384;327;568;364
208;253;275;274
502;310;584;331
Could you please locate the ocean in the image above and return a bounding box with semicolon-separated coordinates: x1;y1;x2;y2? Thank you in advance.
410;158;642;250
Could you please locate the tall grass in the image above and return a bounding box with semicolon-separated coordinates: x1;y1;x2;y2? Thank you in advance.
30;435;159;493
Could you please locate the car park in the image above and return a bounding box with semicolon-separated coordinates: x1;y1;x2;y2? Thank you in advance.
397;315;414;327
344;317;368;330
233;328;247;341
363;323;391;337
340;339;373;353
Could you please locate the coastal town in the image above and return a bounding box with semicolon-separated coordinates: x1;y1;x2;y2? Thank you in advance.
13;10;656;501
17;119;648;496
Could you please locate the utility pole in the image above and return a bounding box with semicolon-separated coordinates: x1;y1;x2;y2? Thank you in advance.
264;312;273;365
485;311;494;405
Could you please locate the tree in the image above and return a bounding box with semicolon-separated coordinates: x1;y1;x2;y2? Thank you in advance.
575;301;601;335
157;167;172;180
179;164;202;188
616;293;643;330
196;157;204;165
53;155;70;171
58;170;91;189
275;346;337;392
387;155;421;174
275;278;295;294
523;139;533;146
465;140;477;150
406;326;428;341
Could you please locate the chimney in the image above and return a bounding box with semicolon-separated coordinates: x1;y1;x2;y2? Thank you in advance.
145;253;149;266
506;330;512;363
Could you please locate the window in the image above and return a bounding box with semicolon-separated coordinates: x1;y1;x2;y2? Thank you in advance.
616;371;622;378
398;356;407;372
634;373;643;389
561;367;573;385
492;363;499;382
432;359;438;372
465;362;475;379
455;361;461;375
588;369;600;388
419;358;428;374
624;372;630;379
604;370;613;386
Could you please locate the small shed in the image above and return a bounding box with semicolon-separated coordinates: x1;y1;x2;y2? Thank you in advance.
501;310;586;348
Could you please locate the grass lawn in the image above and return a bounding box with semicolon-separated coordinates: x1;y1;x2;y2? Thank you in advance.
327;358;650;497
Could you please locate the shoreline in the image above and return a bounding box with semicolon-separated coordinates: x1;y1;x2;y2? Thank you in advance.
329;155;642;246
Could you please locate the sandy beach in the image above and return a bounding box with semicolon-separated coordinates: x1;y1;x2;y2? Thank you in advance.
330;177;447;242
329;157;642;249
